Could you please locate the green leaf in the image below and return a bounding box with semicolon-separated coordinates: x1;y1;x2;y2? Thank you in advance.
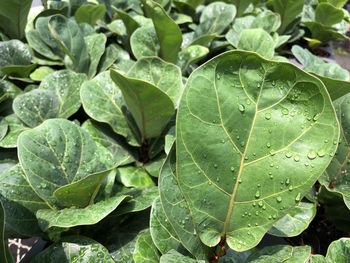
75;4;106;25
178;45;209;73
251;10;281;33
325;238;350;262
237;29;275;59
82;119;134;167
128;57;183;106
130;26;159;59
160;250;204;263
114;7;140;37
37;194;129;230
193;2;236;45
0;40;32;68
150;197;183;254
30;66;55;81
176;50;339;251
320;93;350;209
270;0;304;34
98;44;125;72
323;0;348;8
0;200;13;263
110;69;175;140
246;245;311;262
303;21;347;43
133;230;160;263
229;0;254;17
0;0;32;39
32;236;115;263
54;169;112;208
0;164;48;237
159;149;212;259
85;33;107;78
80;71;138;146
315;3;344;26
116;166;155;187
0;114;29;149
18;119;110;206
48;15;90;73
268;201;317;237
39;70;87;118
142;0;183;63
292;45;350;100
13;89;60;128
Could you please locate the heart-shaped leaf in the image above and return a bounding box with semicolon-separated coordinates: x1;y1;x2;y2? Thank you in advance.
176;50;339;251
18;119;111;206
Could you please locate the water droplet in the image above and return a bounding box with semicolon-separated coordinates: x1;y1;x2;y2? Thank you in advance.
214;164;218;168
265;113;271;120
266;142;271;148
255;190;260;198
276;196;282;203
313;113;320;121
294;155;300;162
295;193;301;202
282;108;289;115
317;150;326;157
307;151;317;160
230;167;235;172
272;80;276;86
285;152;292;158
289;186;293;191
238;104;245;113
285;178;290;185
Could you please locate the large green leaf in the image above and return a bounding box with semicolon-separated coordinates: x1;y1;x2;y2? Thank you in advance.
292;45;350;100
48;15;90;73
0;164;48;237
37;194;129;231
150;197;183;254
0;0;32;39
110;70;175;140
80;71;138;145
315;2;344;26
320;93;350;209
40;70;87;118
18;119;111;206
176;50;339;251
82;119;134;166
159;149;212;259
32;236;115;263
270;0;304;34
13;89;60;128
133;230;160;263
128;57;183;105
237;29;275;59
0;200;13;263
142;0;182;63
75;4;106;25
268;201;316;237
130;26;159;60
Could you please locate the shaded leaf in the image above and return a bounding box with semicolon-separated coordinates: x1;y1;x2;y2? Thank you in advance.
116;166;155;188
0;200;13;263
75;4;106;25
0;115;29;149
133;230;160;263
315;2;344;26
0;40;32;68
85;33;107;78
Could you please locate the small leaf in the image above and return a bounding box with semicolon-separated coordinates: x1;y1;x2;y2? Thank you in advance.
178;45;209;73
75;4;106;25
114;7;140;37
116;166;155;188
315;3;344;26
0;114;28;148
131;26;159;59
85;33;107;78
30;66;55;81
111;70;175;140
37;194;129;231
133;230;160;263
325;238;350;262
143;0;183;63
32;236;114;263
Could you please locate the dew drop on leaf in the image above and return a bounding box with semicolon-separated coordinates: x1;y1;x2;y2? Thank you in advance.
295;193;301;202
294;155;300;162
285;152;292;158
238;104;245;113
255;190;260;198
307;151;317;160
265;112;271;120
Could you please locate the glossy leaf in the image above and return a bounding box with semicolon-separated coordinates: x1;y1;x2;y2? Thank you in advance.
143;0;182;63
32;236;115;263
0;0;32;39
150;197;183;254
325;238;350;262
110;69;175;140
75;4;106;25
303;21;347;43
0;40;32;69
128;57;183;105
178;45;209;73
18;119;111;206
130;26;159;59
37;194;129;231
292;45;350;100
48;15;90;73
176;50;339;251
30;66;55;81
246;245;311;262
82;120;134;167
133;230;160;263
85;33;107;78
268;201;317;237
80;71;138;145
0;115;29;148
0;164;48;237
159;149;212;259
315;3;344;26
270;0;304;34
13;89;60;128
320;93;350;209
116;166;155;188
237;29;275;59
0;200;13;263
